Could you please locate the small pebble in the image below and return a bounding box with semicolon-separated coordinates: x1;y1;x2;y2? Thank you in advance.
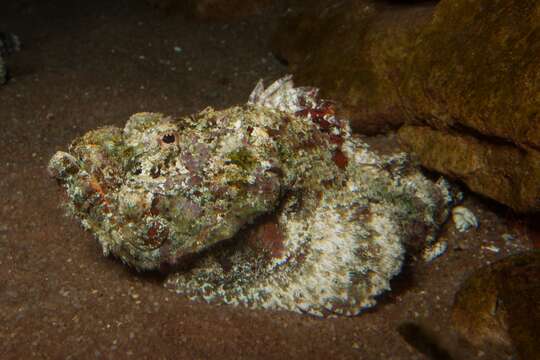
482;245;500;253
502;233;515;242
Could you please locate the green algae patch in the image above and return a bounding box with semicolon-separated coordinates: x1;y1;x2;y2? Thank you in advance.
227;148;257;172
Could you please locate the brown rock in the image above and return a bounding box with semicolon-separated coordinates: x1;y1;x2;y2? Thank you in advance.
398;125;540;213
272;0;436;135
398;0;540;213
452;251;540;360
402;0;540;150
274;0;540;213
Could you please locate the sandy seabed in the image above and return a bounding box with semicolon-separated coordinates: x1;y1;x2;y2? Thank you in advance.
0;1;534;359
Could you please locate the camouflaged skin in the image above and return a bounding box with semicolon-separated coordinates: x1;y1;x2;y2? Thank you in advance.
49;76;457;316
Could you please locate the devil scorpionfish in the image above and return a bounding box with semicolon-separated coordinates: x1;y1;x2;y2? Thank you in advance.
49;76;457;316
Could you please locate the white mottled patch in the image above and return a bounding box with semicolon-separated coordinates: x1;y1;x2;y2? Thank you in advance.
452;206;478;232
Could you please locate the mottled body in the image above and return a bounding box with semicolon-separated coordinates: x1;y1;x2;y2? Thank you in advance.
49;76;456;316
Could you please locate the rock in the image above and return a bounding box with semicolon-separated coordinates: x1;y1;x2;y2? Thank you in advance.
398;126;540;213
398;0;540;212
452;206;479;233
274;0;540;213
452;251;540;360
272;0;436;135
401;0;540;150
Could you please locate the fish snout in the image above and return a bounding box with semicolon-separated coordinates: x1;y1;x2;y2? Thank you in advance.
48;151;80;181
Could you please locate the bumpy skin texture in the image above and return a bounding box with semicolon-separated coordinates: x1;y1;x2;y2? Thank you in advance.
0;32;20;85
49;76;455;316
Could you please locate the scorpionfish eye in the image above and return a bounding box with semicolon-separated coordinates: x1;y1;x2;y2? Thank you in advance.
162;133;175;144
